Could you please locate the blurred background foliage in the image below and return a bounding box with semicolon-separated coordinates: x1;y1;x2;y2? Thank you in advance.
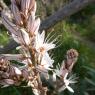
0;0;95;95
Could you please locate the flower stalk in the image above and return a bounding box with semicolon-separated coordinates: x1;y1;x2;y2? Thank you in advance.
0;0;79;95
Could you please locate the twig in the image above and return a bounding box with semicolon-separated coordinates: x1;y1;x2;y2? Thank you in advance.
40;0;95;31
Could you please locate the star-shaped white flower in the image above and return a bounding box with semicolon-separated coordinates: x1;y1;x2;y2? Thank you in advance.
53;62;68;81
59;73;78;93
36;52;54;79
37;52;54;72
35;31;56;54
53;63;61;81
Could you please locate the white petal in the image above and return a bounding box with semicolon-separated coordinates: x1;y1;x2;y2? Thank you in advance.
64;73;68;81
41;53;54;69
20;28;30;45
14;67;22;75
66;85;74;93
53;73;56;81
36;33;42;47
44;53;54;66
33;18;40;35
40;31;45;43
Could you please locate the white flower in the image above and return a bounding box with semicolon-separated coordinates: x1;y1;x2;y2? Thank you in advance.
53;62;68;81
37;52;54;72
53;63;61;81
59;73;78;93
35;31;56;54
42;53;54;69
36;53;54;79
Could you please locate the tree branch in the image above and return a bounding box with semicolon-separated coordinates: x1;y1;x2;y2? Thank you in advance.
40;0;95;31
0;0;95;54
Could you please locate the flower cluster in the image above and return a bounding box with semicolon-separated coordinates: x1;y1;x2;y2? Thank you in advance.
0;0;79;95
